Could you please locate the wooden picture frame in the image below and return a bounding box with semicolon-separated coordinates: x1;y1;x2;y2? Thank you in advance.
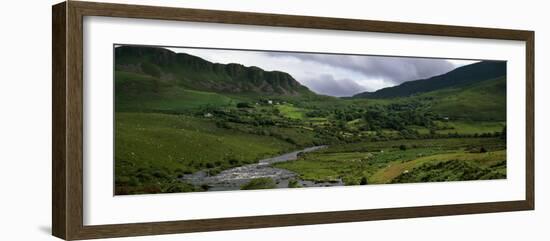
52;1;534;240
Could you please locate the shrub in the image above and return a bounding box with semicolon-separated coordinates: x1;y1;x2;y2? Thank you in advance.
360;177;368;185
207;168;221;176
200;184;210;191
228;158;239;165
163;182;198;193
116;176;131;185
236;102;252;108
241;178;277;190
288;179;300;188
151;169;169;179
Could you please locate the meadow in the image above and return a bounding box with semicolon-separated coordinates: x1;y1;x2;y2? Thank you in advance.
274;137;505;185
114;76;507;194
113;46;507;194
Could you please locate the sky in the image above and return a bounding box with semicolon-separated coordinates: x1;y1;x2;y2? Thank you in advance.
166;47;478;97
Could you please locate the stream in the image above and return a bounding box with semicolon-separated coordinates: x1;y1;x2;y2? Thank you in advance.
180;145;344;191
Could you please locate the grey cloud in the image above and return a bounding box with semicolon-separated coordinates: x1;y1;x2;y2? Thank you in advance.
265;52;456;85
302;74;367;97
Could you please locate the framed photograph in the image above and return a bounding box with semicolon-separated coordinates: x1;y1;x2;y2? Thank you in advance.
52;1;534;240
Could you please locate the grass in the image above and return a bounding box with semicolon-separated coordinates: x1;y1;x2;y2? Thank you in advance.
434;121;505;135
113;49;508;194
225;121;322;147
241;178;277;190
115;112;295;194
274;152;369;184
115;70;249;113
275;137;506;185
322;137;506;153
392;158;506;183
369;150;506;183
116;86;238;113
274;147;450;185
276;104;307;119
115;71;160;94
342;77;506;122
425;77;506;121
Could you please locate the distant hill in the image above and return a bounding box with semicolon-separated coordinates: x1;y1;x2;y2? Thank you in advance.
115;46;315;96
353;61;506;99
420;76;506;121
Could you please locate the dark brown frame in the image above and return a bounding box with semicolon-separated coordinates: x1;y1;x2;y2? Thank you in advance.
52;1;535;240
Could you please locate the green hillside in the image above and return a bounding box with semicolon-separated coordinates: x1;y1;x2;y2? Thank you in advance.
347;76;506;122
115;71;239;113
353;61;506;99
113;46;507;194
425;76;506;121
115;46;316;96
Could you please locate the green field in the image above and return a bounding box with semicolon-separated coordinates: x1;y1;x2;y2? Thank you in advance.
274;137;506;185
115;112;295;194
113;46;507;194
423;77;507;121
433;121;505;135
115;79;508;194
370;150;505;183
116;71;240;113
276;104;307;119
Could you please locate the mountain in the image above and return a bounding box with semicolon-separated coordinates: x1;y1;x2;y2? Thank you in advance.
421;76;506;121
115;46;314;96
353;61;506;99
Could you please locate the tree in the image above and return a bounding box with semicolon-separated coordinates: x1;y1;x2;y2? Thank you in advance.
236;102;252;108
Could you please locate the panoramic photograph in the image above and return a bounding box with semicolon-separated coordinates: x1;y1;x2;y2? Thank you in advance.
114;45;507;195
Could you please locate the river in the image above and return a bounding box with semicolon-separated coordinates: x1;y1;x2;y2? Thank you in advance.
180;145;344;191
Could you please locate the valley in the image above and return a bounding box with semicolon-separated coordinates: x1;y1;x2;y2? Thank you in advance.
114;46;507;195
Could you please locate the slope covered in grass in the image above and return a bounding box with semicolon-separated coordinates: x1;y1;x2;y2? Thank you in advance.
353;61;506;99
426;76;506;121
115;71;240;113
369;150;506;183
115;112;296;194
275;137;506;185
115;45;316;96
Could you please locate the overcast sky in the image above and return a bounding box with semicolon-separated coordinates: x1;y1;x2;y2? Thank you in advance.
166;47;478;97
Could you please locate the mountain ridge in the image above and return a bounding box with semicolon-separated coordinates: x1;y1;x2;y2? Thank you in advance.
115;46;315;96
353;61;506;99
